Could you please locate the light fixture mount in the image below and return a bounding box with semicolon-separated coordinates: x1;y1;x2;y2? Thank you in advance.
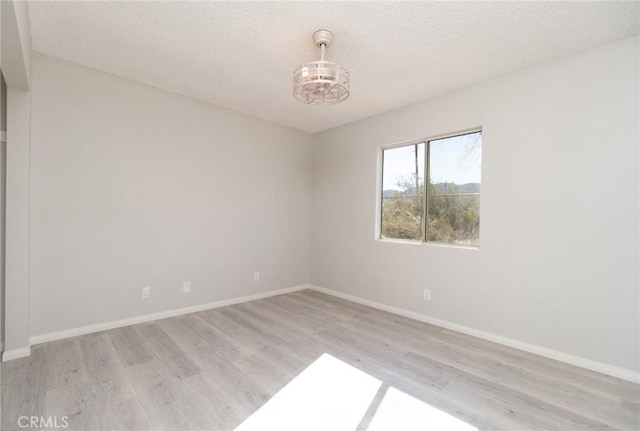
312;29;333;47
293;29;350;105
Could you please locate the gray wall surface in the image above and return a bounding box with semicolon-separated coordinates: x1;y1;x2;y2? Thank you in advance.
29;53;312;336
311;36;639;372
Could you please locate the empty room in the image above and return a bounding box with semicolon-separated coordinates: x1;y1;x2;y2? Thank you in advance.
0;1;638;430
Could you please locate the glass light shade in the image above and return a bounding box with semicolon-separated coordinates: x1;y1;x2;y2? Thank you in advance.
293;60;350;105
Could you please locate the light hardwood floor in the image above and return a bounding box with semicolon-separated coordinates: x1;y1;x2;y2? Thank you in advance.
2;290;639;430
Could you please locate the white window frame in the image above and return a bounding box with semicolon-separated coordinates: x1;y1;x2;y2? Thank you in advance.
375;128;482;248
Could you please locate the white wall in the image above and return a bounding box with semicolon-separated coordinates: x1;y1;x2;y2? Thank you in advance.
311;36;639;374
29;53;312;337
4;85;28;357
2;0;32;360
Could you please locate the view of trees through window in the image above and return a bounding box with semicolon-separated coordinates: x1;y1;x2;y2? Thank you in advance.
381;131;482;245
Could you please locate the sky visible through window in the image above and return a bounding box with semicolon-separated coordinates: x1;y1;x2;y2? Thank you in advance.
383;133;482;191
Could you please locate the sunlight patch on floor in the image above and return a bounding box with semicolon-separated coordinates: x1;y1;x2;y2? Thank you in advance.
235;353;477;431
368;387;476;431
235;353;381;431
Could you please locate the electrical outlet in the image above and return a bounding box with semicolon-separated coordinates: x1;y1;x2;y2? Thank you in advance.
141;286;151;300
182;281;191;293
423;289;431;301
254;272;260;282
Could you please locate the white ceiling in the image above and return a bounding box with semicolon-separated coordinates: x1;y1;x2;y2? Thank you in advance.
29;1;639;134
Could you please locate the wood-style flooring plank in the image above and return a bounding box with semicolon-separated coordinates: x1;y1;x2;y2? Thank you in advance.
197;308;272;355
122;359;218;431
133;323;201;380
1;346;48;431
2;289;638;431
79;333;137;404
417;337;638;430
108;326;155;367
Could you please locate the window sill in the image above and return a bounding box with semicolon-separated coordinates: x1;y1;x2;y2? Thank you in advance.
425;241;479;250
377;238;423;246
377;237;479;250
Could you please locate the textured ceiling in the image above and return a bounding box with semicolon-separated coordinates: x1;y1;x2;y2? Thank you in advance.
29;1;639;134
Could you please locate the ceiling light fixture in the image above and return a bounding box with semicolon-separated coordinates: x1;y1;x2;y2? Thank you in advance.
293;29;350;105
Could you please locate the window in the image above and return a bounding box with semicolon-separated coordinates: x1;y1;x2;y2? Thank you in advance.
380;130;482;246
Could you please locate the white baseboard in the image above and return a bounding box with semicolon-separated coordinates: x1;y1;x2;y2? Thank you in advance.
309;285;640;384
3;346;31;362
19;282;640;383
30;284;310;346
